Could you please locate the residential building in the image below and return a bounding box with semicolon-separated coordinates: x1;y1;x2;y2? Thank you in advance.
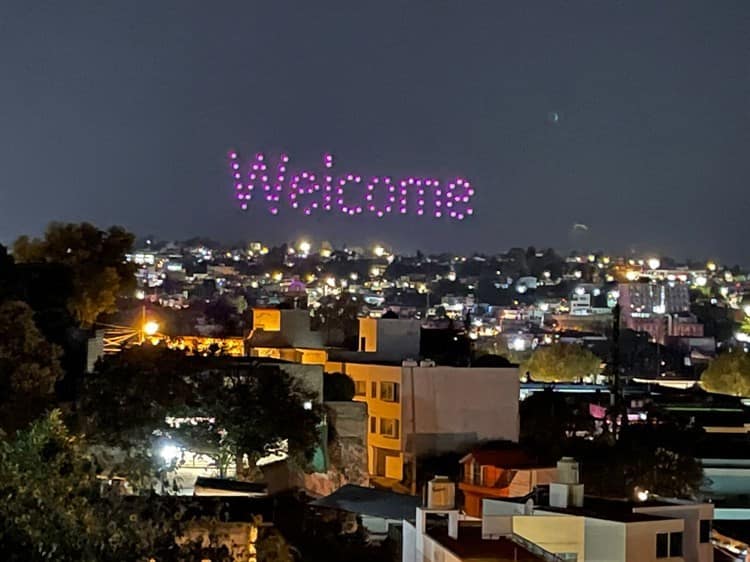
325;360;520;480
618;282;691;315
357;317;421;362
247;307;328;364
404;458;715;562
459;445;557;517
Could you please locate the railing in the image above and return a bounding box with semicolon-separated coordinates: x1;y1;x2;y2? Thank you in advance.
509;534;578;562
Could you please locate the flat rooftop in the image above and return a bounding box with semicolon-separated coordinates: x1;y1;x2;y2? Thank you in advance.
536;497;686;523
427;523;545;561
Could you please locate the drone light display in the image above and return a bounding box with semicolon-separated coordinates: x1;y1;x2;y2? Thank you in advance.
229;151;474;220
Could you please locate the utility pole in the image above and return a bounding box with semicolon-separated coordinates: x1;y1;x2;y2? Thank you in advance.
409;364;418;496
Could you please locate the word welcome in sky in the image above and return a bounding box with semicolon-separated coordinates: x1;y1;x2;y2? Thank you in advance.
228;151;474;220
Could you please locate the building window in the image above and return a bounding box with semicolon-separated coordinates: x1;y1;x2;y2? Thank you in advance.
370;416;377;434
355;380;366;396
380;382;400;403
371;382;377;398
472;461;482;485
360;337;366;351
700;520;711;543
669;532;683;557
656;533;668;558
380;418;400;439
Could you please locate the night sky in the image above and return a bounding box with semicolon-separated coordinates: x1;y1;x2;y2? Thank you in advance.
1;1;748;262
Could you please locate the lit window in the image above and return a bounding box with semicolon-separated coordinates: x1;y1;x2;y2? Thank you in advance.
380;382;400;403
379;418;400;439
355;381;366;396
370;416;377;434
371;382;377;398
472;461;483;485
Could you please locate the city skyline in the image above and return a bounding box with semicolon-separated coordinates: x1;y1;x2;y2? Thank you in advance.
1;1;748;262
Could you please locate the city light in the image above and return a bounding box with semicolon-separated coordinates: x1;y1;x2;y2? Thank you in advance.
298;240;311;255
373;245;386;257
744;304;750;317
160;443;180;463
647;258;660;270
143;321;159;336
636;489;650;502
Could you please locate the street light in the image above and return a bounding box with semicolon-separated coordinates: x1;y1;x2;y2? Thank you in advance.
143;321;159;337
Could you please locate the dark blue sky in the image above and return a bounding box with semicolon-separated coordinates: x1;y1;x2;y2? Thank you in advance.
1;1;748;262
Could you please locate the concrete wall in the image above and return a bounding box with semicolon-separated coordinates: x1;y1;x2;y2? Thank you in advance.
403;366;520;450
326;401;369;486
513;514;585;561
269;362;324;403
633;504;714;562
625;519;685;562
357;318;421;362
582;518;626;562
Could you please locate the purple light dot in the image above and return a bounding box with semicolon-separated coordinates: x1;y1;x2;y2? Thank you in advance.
468;189;475;196
252;164;259;171
418;199;424;206
368;205;376;212
467;208;474;215
232;163;240;170
462;196;469;203
229;152;238;159
281;154;289;162
304;208;312;215
348;209;355;215
377;211;384;217
346;174;354;181
435;211;442;218
408;178;414;184
236;194;243;200
241;203;247;210
292;202;299;208
234;173;241;180
236;183;243;190
447;201;453;208
302;172;308;178
417;209;424;215
457;179;463;185
450;211;457;218
270;208;278;215
400;207;407;214
457;214;464;220
257;153;264;161
436;201;442;207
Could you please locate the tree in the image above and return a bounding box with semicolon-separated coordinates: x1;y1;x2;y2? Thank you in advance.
13;222;136;326
323;372;355;401
311;294;362;348
78;347;324;483
521;343;602;383
190;366;323;479
0;300;63;433
700;350;750;397
0;411;257;562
